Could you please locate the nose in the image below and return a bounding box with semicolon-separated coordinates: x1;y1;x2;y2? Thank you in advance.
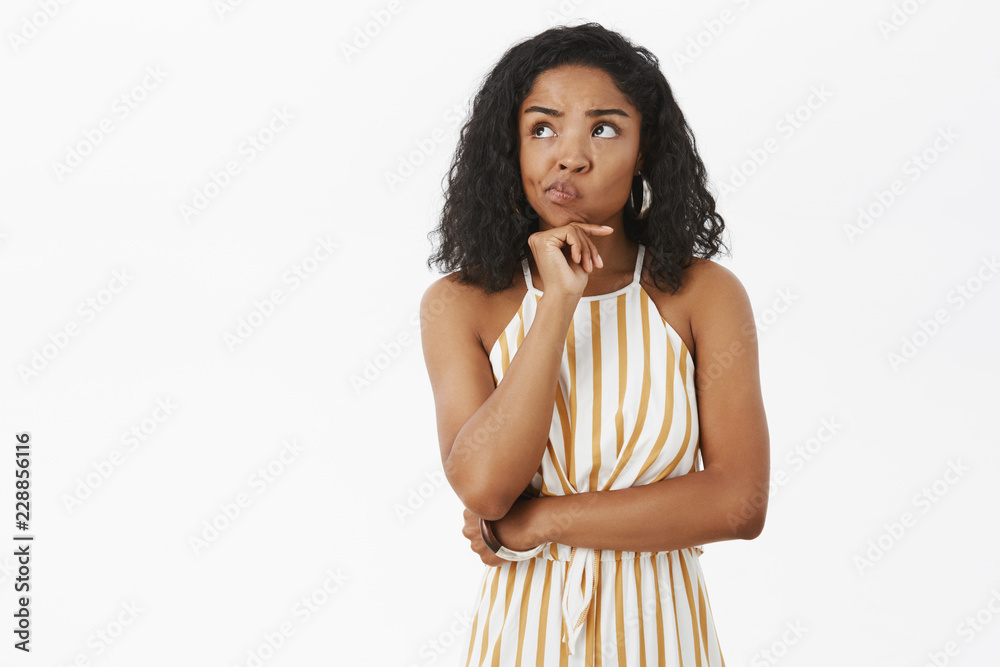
557;131;591;172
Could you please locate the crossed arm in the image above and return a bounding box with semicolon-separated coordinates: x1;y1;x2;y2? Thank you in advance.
482;262;770;556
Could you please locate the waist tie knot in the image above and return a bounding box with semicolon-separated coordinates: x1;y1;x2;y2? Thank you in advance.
551;544;704;655
560;546;597;655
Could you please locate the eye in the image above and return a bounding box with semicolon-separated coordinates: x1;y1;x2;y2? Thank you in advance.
531;124;554;138
594;123;620;138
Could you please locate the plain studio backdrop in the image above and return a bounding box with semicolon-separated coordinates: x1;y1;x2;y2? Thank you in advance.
1;0;998;665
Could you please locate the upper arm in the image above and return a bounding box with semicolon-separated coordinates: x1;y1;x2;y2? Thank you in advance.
419;275;498;479
689;261;770;538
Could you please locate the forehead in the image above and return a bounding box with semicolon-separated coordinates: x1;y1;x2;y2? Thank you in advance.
520;65;634;112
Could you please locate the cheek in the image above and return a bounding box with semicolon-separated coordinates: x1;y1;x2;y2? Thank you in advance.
518;144;539;175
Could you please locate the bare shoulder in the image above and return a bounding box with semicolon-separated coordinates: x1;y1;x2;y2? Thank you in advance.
682;257;758;360
420;272;481;342
420;271;522;354
685;257;751;305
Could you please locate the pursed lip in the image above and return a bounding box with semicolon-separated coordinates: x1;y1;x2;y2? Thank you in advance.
545;180;581;198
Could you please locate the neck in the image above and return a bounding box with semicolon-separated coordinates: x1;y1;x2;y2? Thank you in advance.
530;219;640;294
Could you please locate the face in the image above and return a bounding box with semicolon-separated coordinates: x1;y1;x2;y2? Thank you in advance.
517;64;643;229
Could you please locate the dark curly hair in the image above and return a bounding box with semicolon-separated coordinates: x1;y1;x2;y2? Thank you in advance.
426;22;728;295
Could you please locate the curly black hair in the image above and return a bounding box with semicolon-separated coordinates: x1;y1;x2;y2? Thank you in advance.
426;22;729;296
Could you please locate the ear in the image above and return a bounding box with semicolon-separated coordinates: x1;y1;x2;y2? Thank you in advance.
635;137;646;174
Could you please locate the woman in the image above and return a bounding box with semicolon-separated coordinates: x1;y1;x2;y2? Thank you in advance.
420;22;769;665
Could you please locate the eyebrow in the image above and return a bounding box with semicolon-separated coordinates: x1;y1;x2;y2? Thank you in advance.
523;105;630;118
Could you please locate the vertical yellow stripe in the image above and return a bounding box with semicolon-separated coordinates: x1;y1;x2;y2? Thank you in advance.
545;437;575;495
590;302;602;491
650;348;696;482
554;380;576;492
586;552;598;665
615;294;627;457
650;556;666;665
636;307;676;480
496;303;524;377
559;563;570;667
567;316;578;489
602;291;652;490
497;330;510;377
466;572;490;667
667;556;685;666
705;573;726;666
680;349;694;473
477;567;502;665
615;558;627;666
697;576;711;665
596;555;604;667
513;559;537;667
516;303;525;347
536;560;554;666
489;563;519;666
633;558;647;667
678;554;702;667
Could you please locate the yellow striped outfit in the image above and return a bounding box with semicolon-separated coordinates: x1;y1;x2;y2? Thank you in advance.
464;243;725;666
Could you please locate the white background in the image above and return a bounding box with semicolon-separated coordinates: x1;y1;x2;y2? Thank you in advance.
1;0;999;665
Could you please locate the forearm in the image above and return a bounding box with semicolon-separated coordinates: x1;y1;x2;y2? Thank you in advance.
524;468;764;552
446;294;577;520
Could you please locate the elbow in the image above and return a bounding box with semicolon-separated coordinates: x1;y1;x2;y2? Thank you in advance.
740;511;766;540
443;453;511;521
726;482;768;540
453;484;510;521
466;497;509;522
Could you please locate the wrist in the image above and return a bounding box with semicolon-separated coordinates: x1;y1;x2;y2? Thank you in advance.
491;498;546;552
508;497;549;550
